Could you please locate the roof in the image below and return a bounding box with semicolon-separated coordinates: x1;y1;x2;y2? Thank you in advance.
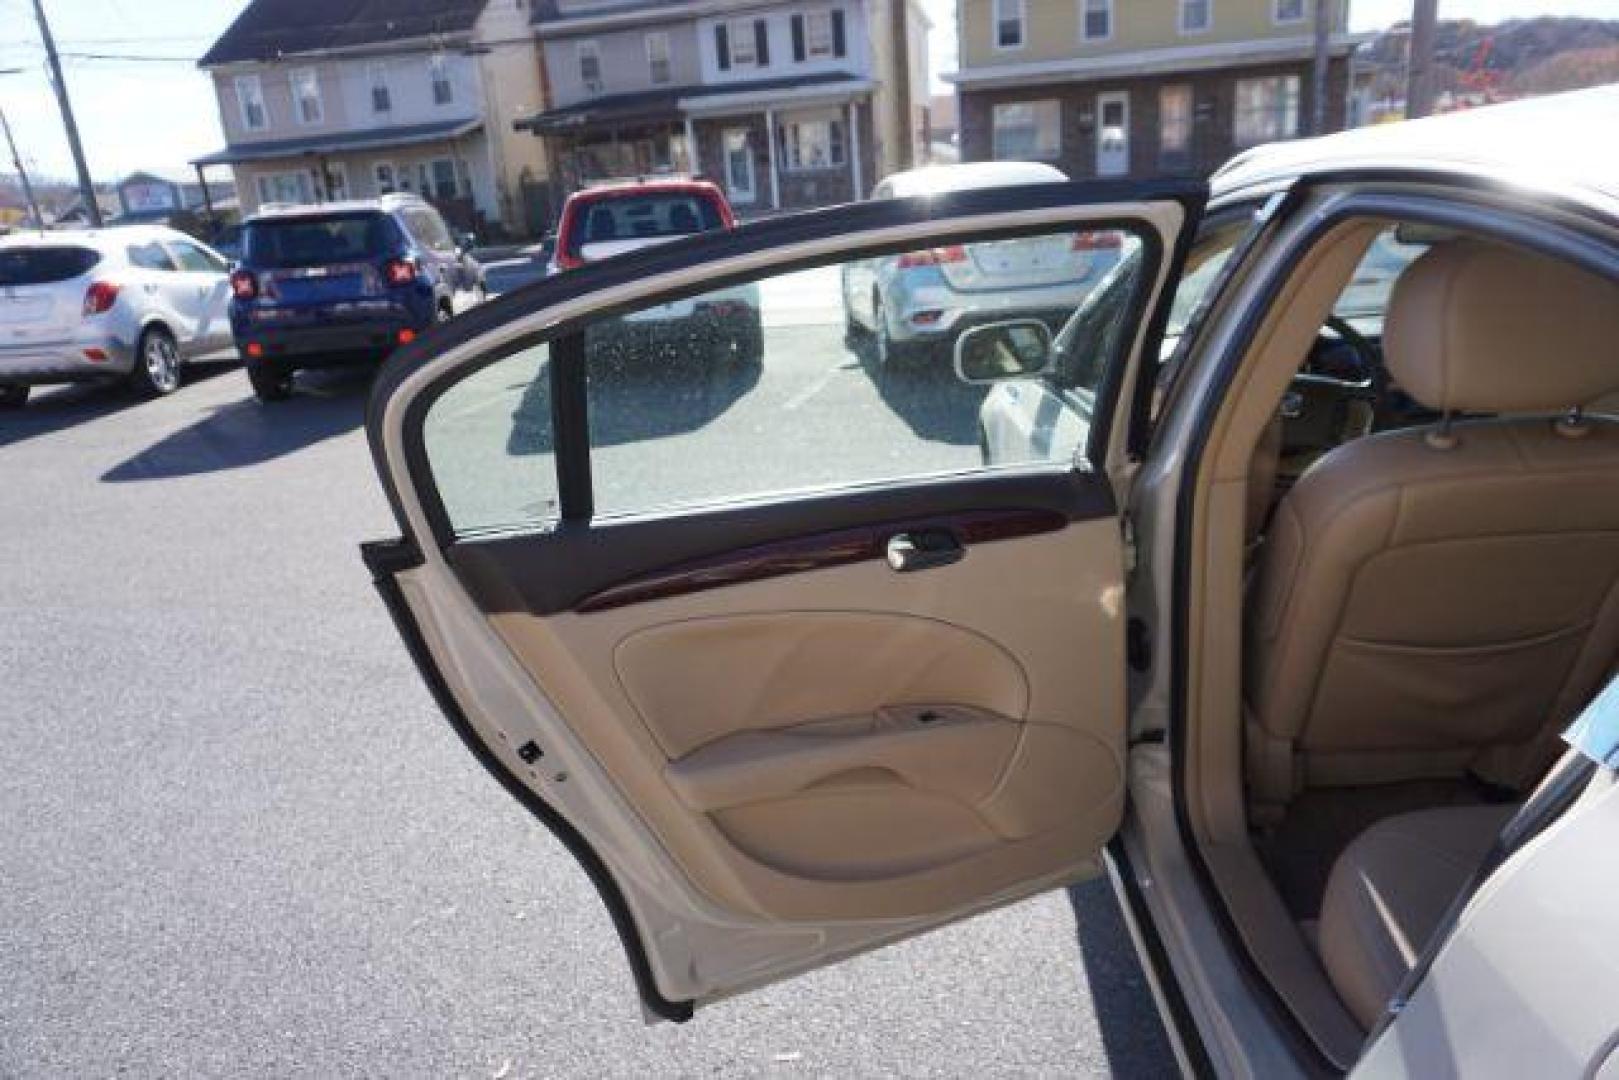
1214;85;1619;211
242;193;432;222
518;72;866;133
192;119;483;166
879;161;1068;197
199;0;487;65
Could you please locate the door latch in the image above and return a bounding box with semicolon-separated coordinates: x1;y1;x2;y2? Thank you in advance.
886;529;964;572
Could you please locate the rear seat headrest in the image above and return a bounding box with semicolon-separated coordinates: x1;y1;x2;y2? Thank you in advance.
1384;238;1619;414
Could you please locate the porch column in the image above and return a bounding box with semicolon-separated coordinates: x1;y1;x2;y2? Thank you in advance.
764;106;780;211
684;116;697;176
848;100;862;200
193;163;215;222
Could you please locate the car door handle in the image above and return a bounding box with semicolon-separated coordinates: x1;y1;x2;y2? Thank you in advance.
886;529;963;572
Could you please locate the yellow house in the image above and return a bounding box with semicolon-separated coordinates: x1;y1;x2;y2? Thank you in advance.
946;0;1368;180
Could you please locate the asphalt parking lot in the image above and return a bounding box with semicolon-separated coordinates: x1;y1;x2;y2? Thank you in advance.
0;268;1174;1076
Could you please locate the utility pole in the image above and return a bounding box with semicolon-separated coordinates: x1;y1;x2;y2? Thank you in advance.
0;107;43;230
31;0;102;227
1405;0;1440;120
1310;0;1333;135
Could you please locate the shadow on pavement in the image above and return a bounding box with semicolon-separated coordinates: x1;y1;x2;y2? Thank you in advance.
506;344;761;455
1068;877;1180;1075
101;367;370;482
850;332;988;446
0;361;239;452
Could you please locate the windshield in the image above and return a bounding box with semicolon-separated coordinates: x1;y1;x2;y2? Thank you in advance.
1333;231;1428;320
566;192;724;257
0;245;101;286
243;212;397;268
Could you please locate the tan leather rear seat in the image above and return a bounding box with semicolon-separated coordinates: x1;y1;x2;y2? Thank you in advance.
1317;804;1514;1029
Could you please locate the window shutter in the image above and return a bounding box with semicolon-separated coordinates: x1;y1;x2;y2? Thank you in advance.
716;23;730;69
831;9;846;57
755;19;769;65
791;14;805;61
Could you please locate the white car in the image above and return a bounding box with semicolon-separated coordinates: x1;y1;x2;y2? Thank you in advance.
841;161;1127;367
0;225;233;407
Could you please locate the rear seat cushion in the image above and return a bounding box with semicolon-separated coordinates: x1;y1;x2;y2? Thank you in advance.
1317;804;1515;1029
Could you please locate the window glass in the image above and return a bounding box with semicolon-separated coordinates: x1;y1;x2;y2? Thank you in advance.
1333;230;1429;321
1181;0;1211;31
1274;0;1305;20
994;0;1024;47
646;33;671;84
564;192;723;260
244;212;393;267
407;207;456;252
805;10;835;56
421;225;1150;535
430;160;459;201
1159;84;1193;167
730;19;758;65
235;75;267;131
126;241;178;272
170;240;226;273
1082;0;1110;40
0;246;100;285
369;63;392;113
426;345;559;536
579;41;603;92
430;54;454;105
780;113;846;170
290;68;323;125
992;100;1061;159
1234;75;1300;146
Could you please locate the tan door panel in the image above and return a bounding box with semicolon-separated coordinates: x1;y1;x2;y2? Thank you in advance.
480;519;1127;923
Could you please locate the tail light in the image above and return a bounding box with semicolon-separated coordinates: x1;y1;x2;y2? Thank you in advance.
82;281;121;316
229;269;258;300
896;245;967;270
383;258;417;286
1072;231;1123;251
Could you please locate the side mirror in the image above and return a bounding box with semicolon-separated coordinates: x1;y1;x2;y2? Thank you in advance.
457;231;477;253
954;319;1055;385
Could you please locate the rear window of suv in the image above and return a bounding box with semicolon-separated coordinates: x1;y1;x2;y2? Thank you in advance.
243;212;397;268
0;245;101;286
564;192;724;259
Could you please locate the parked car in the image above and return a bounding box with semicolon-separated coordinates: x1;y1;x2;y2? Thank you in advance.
227;193;482;402
550;177;761;364
481;256;549;298
0;224;232;407
841;161;1125;368
359;87;1619;1078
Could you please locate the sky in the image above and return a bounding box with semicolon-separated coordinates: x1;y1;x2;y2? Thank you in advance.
1;0;1616;183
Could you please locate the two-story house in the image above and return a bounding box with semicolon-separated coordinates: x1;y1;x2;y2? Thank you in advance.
518;0;930;213
194;0;553;236
947;0;1368;181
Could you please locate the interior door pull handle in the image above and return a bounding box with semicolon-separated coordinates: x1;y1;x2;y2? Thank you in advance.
886;530;963;572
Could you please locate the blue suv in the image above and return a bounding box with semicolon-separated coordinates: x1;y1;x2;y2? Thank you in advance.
228;194;483;402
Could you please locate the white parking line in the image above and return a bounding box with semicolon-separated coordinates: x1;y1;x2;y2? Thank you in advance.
782;360;848;411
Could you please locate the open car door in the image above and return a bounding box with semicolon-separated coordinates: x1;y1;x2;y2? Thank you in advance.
361;181;1204;1019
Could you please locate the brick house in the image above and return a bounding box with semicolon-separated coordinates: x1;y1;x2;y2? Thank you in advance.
947;0;1369;181
519;0;931;214
194;0;553;236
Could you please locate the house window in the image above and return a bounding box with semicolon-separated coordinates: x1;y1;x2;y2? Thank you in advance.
373;162;398;194
778;111;846;170
322;161;349;201
1233;74;1300;146
994;0;1024;48
1273;0;1305;22
290;68;323;125
992;100;1060;159
1081;0;1111;41
369;63;392;114
578;40;603;93
429;54;454;105
1180;0;1211;33
646;32;671;84
235;75;267;131
806;10;834;57
430;158;460;200
1159;84;1193;167
255;171;312;205
727;18;768;67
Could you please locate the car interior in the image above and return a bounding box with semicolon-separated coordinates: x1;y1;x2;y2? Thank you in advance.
1195;217;1619;1061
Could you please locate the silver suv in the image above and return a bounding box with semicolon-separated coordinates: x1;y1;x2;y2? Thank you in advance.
0;225;232;407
